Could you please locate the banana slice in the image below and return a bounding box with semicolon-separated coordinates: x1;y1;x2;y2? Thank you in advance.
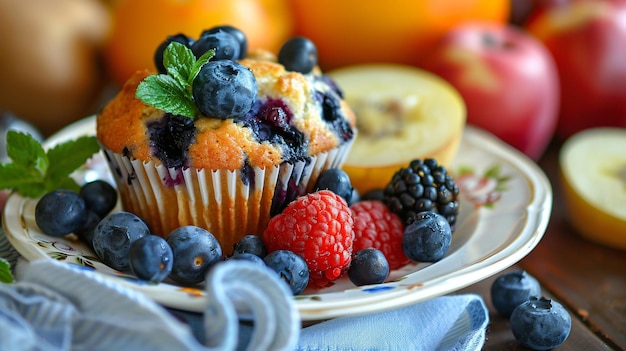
328;64;466;193
560;127;626;249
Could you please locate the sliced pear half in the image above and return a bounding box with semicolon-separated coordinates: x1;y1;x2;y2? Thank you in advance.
329;64;466;194
560;127;626;250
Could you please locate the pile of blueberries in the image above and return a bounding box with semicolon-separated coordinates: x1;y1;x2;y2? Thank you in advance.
490;270;572;350
33;166;455;295
34;180;311;294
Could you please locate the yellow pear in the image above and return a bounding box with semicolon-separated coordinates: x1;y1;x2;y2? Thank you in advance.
560;127;626;250
328;64;466;194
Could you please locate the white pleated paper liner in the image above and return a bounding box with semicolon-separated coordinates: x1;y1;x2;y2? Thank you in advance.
101;139;353;251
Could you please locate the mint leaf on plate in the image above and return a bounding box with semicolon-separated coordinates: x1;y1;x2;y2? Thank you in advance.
0;131;100;198
47;135;101;179
6;129;48;176
0;163;47;198
0;257;13;284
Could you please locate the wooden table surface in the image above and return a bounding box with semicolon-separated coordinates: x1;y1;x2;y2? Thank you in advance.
459;139;626;351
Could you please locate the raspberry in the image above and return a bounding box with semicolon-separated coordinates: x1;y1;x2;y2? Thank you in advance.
262;190;354;289
350;200;409;270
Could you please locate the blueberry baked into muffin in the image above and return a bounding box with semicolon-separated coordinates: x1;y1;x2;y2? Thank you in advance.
97;26;356;250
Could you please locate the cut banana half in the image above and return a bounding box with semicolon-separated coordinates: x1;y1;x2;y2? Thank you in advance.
560;127;626;249
328;64;466;193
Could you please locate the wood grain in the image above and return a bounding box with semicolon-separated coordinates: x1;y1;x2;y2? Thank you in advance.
461;140;626;351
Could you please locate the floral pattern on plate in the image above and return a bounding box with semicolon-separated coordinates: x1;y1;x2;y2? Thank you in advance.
455;164;511;208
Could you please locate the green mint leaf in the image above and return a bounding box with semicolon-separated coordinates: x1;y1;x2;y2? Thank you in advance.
189;49;214;85
15;182;48;198
137;41;211;119
164;42;195;88
0;135;100;198
0;257;13;284
0;163;46;190
47;136;100;180
6;131;48;176
136;74;197;118
44;175;81;193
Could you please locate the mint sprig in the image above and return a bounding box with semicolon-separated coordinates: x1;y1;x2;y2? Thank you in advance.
0;258;13;284
0;131;100;198
136;42;214;118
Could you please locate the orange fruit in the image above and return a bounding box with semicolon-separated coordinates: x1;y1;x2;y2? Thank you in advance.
328;64;466;194
559;127;626;250
288;0;510;70
103;0;293;86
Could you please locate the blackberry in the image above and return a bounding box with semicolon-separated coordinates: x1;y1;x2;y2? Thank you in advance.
382;158;459;231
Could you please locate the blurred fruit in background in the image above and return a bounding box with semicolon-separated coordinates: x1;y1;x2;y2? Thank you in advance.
508;0;568;26
417;21;559;160
103;0;293;86
525;0;626;140
0;0;110;136
288;0;510;70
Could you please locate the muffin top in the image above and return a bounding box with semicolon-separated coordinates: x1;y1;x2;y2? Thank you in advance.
97;46;356;171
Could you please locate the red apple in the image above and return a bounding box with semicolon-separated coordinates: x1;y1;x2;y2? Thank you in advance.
417;21;560;160
526;0;626;140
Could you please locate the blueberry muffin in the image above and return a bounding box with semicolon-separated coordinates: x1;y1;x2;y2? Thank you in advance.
97;28;356;251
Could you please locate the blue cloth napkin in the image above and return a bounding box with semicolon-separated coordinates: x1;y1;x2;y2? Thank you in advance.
0;229;489;351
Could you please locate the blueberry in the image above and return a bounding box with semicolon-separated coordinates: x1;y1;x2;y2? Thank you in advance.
129;235;174;283
227;252;265;266
146;113;196;169
491;270;542;317
192;60;257;119
278;37;318;74
361;188;384;202
154;33;194;73
80;180;117;218
74;209;101;249
35;189;87;237
319;92;354;141
191;30;240;60
92;211;150;272
263;250;309;295
201;25;247;59
232;234;267;258
402;211;452;262
314;168;353;203
510;297;571;350
348;248;389;286
246;98;307;164
347;187;360;206
167;226;223;285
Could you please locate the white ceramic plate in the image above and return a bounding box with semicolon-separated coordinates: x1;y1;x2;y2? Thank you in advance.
2;116;552;321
